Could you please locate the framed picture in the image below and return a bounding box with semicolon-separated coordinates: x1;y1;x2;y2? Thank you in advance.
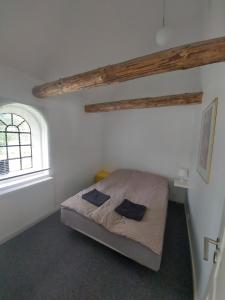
197;97;218;183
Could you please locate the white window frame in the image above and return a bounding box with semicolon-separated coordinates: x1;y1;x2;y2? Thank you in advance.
0;102;51;193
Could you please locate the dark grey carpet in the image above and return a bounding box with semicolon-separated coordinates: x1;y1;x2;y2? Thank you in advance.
0;202;192;300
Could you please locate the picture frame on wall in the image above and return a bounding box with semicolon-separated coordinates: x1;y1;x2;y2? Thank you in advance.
197;97;218;183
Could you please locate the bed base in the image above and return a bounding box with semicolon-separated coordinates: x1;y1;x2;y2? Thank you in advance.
61;207;162;271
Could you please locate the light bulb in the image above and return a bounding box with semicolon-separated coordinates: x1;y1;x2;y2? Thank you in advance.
155;26;172;46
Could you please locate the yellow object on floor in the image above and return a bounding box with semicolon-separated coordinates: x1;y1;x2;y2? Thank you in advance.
95;170;111;183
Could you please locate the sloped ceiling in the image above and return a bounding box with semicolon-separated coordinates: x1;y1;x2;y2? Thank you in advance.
0;0;205;101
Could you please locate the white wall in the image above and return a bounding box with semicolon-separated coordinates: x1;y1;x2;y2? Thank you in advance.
0;65;103;243
100;70;201;181
0;179;55;244
45;94;103;205
74;3;203;186
188;0;225;299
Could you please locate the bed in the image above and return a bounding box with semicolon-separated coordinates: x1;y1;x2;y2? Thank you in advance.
61;169;169;271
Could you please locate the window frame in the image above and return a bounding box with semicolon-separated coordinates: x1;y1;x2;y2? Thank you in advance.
0;102;50;192
0;113;33;175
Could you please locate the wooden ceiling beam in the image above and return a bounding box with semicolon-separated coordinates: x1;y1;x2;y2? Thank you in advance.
84;92;203;113
32;36;225;98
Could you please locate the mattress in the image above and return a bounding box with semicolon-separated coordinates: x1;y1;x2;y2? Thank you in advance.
61;169;169;271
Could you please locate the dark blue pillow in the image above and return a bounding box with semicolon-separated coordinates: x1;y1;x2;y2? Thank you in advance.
82;189;110;206
115;199;147;221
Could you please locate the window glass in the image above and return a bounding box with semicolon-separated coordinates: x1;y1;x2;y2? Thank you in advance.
22;157;32;169
7;132;19;145
0;113;12;125
8;146;20;159
0;133;6;146
7;125;19;132
21;146;31;157
0;147;7;160
8;159;20;172
20;133;31;145
0;121;6;131
19;122;30;132
13;114;24;126
0;113;33;176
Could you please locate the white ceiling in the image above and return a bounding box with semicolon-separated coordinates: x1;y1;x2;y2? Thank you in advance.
0;0;206;81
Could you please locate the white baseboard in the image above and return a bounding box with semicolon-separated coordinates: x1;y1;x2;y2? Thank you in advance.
0;206;60;245
184;200;198;300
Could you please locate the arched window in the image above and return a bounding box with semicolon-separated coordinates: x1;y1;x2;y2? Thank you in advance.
0;103;49;185
0;113;33;174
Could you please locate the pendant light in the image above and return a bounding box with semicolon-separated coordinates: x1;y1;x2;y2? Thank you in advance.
155;0;171;46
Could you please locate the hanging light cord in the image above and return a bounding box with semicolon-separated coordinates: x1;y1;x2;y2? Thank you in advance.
162;0;166;27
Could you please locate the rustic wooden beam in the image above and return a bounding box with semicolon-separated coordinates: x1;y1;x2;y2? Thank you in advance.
32;36;225;98
84;92;203;113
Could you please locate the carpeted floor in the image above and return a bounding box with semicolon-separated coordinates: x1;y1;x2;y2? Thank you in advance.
0;202;193;300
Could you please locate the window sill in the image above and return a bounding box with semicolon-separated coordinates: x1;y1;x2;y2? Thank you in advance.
0;171;53;196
